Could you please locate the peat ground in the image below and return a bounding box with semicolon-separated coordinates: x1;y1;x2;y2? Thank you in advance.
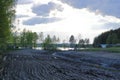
0;49;120;80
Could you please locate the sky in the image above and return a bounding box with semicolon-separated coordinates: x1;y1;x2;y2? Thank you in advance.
15;0;120;43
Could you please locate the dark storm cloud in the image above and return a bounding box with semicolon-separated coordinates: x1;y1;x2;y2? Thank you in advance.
32;2;63;16
23;17;61;25
60;0;120;18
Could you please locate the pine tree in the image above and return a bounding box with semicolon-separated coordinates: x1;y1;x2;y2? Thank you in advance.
106;33;118;44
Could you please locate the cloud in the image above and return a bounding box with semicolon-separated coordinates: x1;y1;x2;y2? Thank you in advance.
16;15;29;18
16;0;120;43
60;0;120;18
23;17;61;25
92;22;120;30
17;0;33;4
102;22;120;29
32;2;63;16
91;15;120;30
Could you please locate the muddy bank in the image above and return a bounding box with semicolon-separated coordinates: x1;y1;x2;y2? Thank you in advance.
1;49;120;80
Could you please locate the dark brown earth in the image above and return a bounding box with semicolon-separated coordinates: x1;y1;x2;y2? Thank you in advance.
0;49;120;80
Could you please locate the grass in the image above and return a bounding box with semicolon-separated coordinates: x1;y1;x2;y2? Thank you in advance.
80;47;120;53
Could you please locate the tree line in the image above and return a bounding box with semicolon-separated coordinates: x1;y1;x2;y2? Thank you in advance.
9;30;90;50
41;34;90;50
69;35;90;49
93;28;120;47
8;29;38;49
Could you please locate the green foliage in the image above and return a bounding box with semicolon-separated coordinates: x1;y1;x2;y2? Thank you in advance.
106;34;112;44
78;39;85;47
32;32;38;47
93;28;120;47
38;32;44;43
106;33;118;44
84;38;90;45
7;29;38;49
42;35;52;50
111;33;118;44
62;40;66;49
20;29;38;48
42;35;57;51
20;29;27;48
52;35;57;43
0;0;16;50
69;35;75;48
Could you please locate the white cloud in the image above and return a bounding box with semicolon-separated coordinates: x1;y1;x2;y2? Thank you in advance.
15;0;120;43
16;4;36;17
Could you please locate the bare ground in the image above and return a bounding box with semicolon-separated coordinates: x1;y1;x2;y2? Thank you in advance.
0;49;120;80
